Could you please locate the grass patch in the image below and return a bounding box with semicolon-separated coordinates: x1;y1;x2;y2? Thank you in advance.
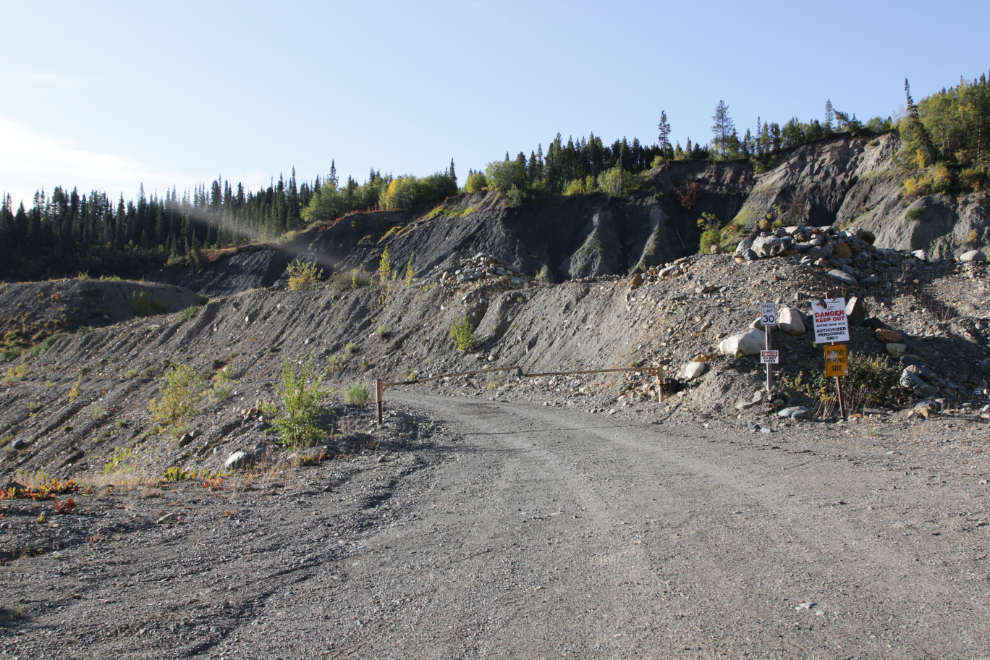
343;382;371;406
331;269;373;291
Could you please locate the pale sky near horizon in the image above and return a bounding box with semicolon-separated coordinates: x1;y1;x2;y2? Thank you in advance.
1;0;987;208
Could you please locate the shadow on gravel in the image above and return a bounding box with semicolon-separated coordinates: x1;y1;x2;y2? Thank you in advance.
0;607;30;629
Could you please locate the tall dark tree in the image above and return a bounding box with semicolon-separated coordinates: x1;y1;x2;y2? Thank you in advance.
657;110;671;156
711;100;736;160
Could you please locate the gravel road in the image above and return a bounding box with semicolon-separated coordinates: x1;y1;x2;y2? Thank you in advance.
3;394;989;659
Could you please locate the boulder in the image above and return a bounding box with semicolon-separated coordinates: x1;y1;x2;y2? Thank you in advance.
778;306;806;335
678;361;708;381
751;236;782;258
959;250;987;262
900;369;938;397
827;269;858;286
886;343;907;357
224;450;253;470
777;406;811;420
735;391;764;410
904;363;937;383
630;273;644;288
981;357;990;376
735;237;755;253
845;297;868;326
833;241;852;259
876;328;902;343
743;249;758;261
719;329;766;356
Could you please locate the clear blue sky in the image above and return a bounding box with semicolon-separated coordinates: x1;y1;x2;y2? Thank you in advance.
2;0;987;207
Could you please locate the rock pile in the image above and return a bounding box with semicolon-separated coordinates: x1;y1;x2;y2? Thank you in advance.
439;253;532;289
733;226;948;288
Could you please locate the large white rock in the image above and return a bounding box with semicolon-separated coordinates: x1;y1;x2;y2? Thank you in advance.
678;361;708;381
960;250;987;262
777;306;805;335
719;329;765;356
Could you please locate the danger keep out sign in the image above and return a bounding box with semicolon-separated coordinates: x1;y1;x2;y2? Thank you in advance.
811;298;850;344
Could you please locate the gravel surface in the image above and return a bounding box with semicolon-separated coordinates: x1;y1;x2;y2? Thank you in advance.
3;392;989;659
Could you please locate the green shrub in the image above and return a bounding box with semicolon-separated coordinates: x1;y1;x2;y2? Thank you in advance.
149;364;204;439
375;324;389;339
132;292;151;317
698;212;722;253
125;369;139;378
151;298;167;313
450;315;476;352
332;269;372;291
162;467;193;482
210;366;238;403
287;259;323;291
343;382;371;406
261;352;331;451
178;306;198;322
464;171;488;193
327;353;345;371
785;355;903;409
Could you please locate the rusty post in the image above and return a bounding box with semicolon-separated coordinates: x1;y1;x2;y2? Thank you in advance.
656;366;663;403
376;379;384;425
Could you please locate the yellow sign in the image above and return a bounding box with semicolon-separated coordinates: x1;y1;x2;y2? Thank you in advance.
824;344;848;377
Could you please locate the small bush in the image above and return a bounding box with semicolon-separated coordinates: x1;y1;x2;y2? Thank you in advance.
450;315;476;352
132;292;152;317
178;306;198;322
343;382;371;406
375;324;389;339
260;352;331;451
125;369;138;378
786;355;903;409
327;353;345;371
287;259;323;291
90;405;105;419
149;364;204;439
332;269;372;291
343;342;356;359
162;467;194;482
210;366;238;403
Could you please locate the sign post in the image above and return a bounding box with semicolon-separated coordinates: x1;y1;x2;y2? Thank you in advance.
760;302;777;394
811;298;850;418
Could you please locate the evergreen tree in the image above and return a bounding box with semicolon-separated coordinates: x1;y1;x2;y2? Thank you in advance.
657;110;671;156
711;100;735;160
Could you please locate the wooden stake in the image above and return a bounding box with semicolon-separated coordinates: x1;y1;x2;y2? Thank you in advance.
376;379;384;425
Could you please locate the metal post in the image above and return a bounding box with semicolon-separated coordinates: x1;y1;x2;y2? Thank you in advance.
376;379;384;425
656;366;663;403
765;325;773;395
835;376;846;419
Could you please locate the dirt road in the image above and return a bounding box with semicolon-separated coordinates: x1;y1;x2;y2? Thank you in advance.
3;394;989;659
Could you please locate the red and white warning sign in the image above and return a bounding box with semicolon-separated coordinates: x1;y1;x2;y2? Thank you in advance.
811;298;850;344
760;350;779;364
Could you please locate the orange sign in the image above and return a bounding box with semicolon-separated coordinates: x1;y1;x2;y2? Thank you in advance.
824;345;848;377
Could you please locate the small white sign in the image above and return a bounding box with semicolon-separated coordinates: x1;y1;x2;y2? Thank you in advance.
760;302;777;327
811;297;850;343
760;350;779;364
